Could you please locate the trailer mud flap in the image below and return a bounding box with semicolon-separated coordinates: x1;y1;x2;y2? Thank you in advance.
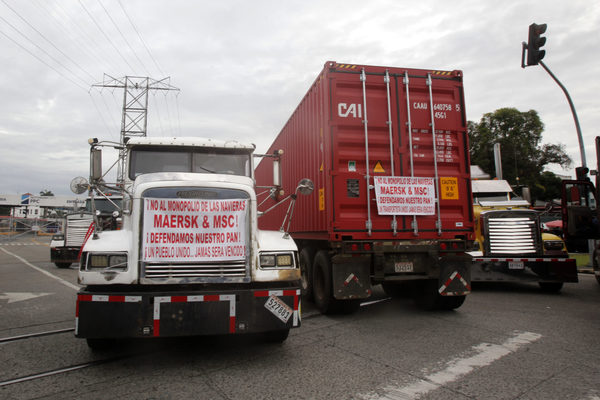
331;255;372;300
438;255;471;296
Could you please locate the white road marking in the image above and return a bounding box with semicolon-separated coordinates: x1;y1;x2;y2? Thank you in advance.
367;330;542;400
0;247;80;291
0;292;52;303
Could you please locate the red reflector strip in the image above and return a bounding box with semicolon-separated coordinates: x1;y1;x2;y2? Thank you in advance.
109;296;125;302
171;296;187;303
254;291;270;297
204;295;220;302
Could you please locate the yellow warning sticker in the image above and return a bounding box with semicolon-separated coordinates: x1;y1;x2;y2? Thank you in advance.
320;162;324;172
373;161;385;173
440;177;459;200
319;188;325;211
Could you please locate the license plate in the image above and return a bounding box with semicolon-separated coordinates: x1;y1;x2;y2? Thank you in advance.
508;261;525;270
394;261;414;273
264;295;293;323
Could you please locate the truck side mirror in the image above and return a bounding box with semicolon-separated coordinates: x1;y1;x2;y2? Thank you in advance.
296;178;314;195
91;148;102;182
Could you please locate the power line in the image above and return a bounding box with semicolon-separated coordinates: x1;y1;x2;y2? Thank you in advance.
0;28;87;91
96;0;151;76
30;0;112;74
53;0;123;74
78;0;137;74
116;0;165;76
1;0;96;82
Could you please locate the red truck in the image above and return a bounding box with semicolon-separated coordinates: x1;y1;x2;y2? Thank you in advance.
255;61;474;313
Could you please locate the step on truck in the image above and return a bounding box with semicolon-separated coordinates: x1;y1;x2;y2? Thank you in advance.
74;137;312;348
255;61;475;312
469;179;578;292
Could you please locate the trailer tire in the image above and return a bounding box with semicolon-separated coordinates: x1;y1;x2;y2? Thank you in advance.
538;282;563;293
263;329;290;343
299;247;316;301
55;262;72;268
312;250;339;314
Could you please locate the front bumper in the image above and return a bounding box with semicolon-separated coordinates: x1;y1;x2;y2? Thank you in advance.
50;247;81;263
470;257;578;283
75;286;301;339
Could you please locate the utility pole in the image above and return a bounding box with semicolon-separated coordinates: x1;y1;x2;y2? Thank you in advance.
92;75;180;183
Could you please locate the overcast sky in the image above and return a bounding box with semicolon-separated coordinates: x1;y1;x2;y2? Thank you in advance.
0;0;598;195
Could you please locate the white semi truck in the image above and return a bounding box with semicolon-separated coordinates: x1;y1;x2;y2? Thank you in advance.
74;137;311;348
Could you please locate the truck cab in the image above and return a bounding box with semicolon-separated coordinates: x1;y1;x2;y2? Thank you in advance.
75;137;307;347
470;179;577;291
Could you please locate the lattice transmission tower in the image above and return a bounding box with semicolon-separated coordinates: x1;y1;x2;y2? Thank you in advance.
92;75;180;183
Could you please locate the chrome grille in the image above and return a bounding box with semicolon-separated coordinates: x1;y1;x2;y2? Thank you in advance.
487;217;537;255
65;214;94;247
144;261;246;279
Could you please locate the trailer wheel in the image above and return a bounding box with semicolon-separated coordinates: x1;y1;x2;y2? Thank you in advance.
312;250;339;314
55;262;72;268
299;248;316;301
538;282;563;293
263;329;290;343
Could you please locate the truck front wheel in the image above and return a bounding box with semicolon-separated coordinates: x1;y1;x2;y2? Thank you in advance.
313;250;338;314
299;247;316;301
263;329;290;343
55;262;72;268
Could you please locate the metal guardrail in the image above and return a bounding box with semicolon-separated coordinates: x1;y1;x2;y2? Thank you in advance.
0;216;63;240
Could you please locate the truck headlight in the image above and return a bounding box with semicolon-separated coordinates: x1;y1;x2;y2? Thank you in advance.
259;252;296;269
86;253;128;271
543;240;565;251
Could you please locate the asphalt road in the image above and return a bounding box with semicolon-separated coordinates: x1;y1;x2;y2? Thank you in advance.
1;235;599;400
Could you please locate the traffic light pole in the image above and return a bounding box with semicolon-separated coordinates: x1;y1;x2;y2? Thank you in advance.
538;60;586;169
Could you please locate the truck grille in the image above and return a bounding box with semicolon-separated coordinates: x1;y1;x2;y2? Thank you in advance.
486;216;538;255
144;261;246;279
65;214;94;247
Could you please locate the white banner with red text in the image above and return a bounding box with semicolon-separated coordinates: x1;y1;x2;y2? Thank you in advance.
142;198;248;262
373;176;435;215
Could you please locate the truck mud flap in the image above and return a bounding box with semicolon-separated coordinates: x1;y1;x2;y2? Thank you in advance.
75;289;301;339
438;255;471;296
331;255;372;300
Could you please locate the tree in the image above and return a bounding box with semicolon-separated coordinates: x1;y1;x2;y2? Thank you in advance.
39;189;54;196
468;108;572;202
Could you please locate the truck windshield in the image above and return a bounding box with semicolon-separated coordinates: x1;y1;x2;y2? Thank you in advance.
129;147;251;179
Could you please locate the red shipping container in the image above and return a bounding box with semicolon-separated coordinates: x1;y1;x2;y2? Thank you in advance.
255;61;474;313
256;61;473;241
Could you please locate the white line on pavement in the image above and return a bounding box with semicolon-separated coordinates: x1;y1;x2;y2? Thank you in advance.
0;247;80;291
367;330;542;400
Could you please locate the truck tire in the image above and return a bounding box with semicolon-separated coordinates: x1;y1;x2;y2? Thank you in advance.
55;262;72;268
312;250;339;314
538;282;563;293
299;247;316;301
263;329;290;343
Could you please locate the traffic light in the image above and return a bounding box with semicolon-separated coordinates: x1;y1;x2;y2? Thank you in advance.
527;23;547;66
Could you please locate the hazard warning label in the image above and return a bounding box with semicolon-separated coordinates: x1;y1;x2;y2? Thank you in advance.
373;176;435;215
